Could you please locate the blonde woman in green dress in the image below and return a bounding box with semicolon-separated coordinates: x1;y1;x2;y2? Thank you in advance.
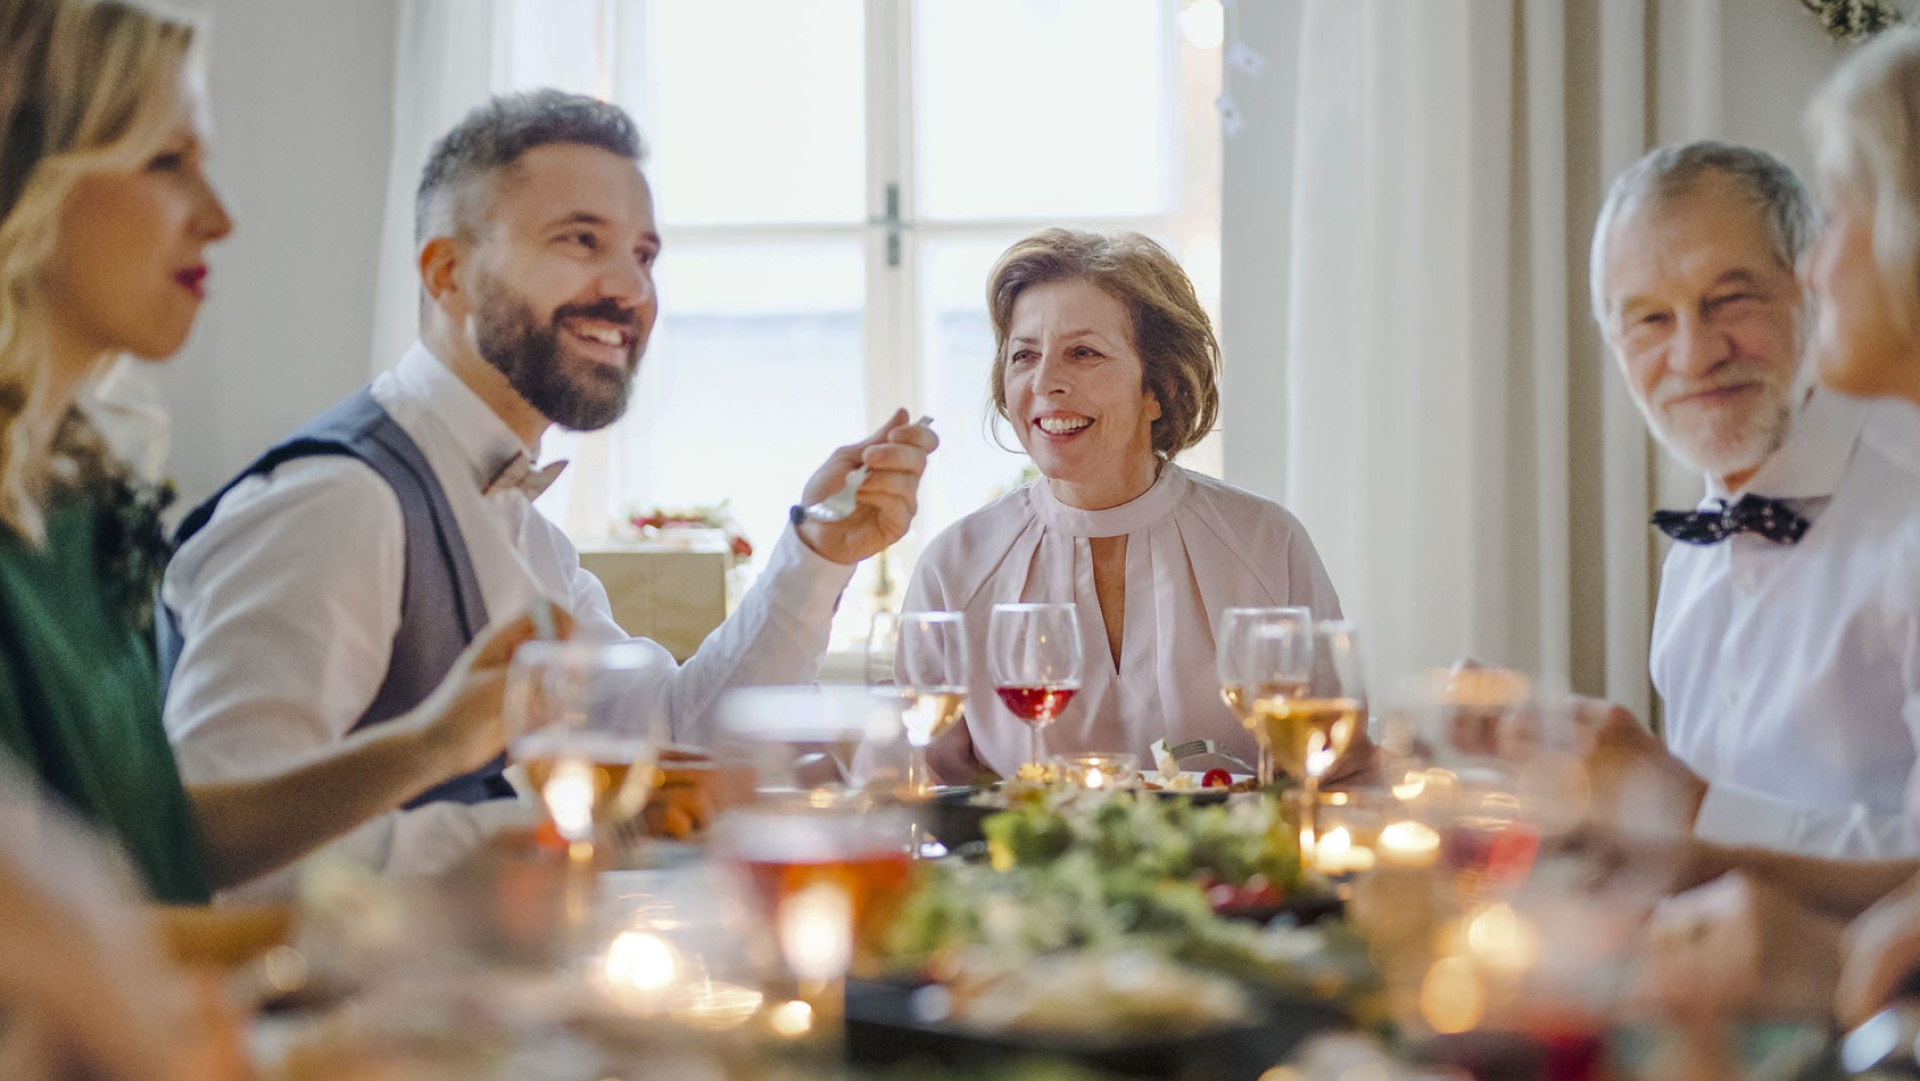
0;0;551;905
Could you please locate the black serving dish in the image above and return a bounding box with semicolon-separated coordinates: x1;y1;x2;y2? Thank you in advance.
845;977;1347;1080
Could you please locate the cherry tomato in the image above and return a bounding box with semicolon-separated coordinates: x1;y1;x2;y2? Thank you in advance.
1200;768;1233;789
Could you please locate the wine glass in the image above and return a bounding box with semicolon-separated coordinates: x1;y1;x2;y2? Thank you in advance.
1217;606;1312;787
508;640;667;867
713;800;915;1039
1248;620;1363;858
718;685;903;799
987;603;1082;774
893;611;968;798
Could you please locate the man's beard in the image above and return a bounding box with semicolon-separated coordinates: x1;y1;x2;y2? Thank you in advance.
1637;366;1802;482
472;276;640;432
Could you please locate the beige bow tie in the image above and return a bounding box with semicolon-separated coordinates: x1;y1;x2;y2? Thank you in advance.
483;452;568;500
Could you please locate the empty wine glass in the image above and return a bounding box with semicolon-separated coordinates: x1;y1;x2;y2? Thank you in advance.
987;603;1083;774
1217;606;1313;787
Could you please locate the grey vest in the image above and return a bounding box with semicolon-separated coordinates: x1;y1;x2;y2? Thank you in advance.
159;388;512;806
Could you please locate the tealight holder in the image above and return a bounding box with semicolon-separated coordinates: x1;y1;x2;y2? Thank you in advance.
1051;753;1138;791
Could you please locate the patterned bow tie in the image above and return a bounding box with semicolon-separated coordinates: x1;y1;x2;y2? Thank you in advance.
1651;495;1810;546
483;452;568;501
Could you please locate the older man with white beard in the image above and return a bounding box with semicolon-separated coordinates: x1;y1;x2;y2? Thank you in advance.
1590;141;1920;860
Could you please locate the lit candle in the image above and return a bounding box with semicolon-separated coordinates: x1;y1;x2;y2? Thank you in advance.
1378;819;1441;868
1054;753;1138;790
541;756;598;842
1312;825;1377;875
778;882;853;984
1464;902;1540;975
768;999;815;1038
602;930;681;1013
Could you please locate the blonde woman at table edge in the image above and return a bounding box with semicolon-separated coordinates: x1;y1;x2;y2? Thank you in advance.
1627;27;1920;1027
906;228;1345;782
0;0;555;907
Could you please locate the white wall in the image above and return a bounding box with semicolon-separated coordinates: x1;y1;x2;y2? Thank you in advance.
154;0;398;507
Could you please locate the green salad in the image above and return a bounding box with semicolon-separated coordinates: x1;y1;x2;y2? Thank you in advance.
886;791;1370;1001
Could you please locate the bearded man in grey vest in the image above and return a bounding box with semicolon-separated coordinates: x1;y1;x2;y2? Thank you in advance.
158;91;937;896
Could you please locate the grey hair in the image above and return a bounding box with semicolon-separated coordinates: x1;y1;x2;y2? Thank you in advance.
415;89;645;244
1588;141;1817;335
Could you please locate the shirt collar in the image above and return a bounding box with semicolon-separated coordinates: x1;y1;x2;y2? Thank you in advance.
1704;386;1867;505
1031;462;1189;537
393;342;541;492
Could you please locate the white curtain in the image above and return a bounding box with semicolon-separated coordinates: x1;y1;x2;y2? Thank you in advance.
369;0;511;377
1222;0;1725;719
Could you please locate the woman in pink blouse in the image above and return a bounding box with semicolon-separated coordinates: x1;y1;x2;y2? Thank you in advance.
904;228;1342;781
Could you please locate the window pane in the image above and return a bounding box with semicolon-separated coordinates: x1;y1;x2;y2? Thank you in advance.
913;0;1172;221
596;242;867;566
915;236;1033;534
630;0;867;226
506;0;605;95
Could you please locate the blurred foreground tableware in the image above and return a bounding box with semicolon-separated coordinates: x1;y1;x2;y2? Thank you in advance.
153;902;296;970
508;640;668;868
710;803;914;1061
718;684;907;799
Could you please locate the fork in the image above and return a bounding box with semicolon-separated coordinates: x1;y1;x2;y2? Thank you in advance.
802;415;935;522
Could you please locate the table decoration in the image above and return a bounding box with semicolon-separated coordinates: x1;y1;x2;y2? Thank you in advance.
1053;753;1139;791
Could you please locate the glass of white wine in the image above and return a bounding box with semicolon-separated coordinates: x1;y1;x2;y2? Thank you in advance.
1217;606;1312;787
1247;620;1365;858
508;640;667;866
890;611;968;798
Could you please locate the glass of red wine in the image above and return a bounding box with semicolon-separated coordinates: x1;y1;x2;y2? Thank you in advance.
987;603;1082;774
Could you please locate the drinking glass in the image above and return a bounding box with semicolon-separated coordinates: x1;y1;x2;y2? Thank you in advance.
1217;606;1313;787
508;640;667;866
986;603;1083;773
719;685;905;800
891;611;969;798
1248;620;1364;857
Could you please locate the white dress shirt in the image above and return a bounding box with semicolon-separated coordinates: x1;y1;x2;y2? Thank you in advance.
903;465;1342;779
1652;388;1920;858
162;343;854;895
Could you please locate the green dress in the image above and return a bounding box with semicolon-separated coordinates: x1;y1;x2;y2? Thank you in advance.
0;497;210;903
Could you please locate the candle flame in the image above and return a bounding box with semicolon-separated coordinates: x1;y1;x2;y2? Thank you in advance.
769;999;815;1038
604;931;680;996
778;882;854;983
1420;955;1486;1035
1465;902;1540;974
542;756;597;841
1087;766;1106;789
1378;820;1441;867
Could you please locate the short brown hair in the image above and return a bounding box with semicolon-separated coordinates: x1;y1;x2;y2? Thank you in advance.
986;228;1220;459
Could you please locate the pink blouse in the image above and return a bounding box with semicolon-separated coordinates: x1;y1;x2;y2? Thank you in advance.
903;464;1342;780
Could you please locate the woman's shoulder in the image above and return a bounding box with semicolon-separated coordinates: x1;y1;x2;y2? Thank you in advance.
1173;467;1315;539
920;482;1041;561
909;483;1043;605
